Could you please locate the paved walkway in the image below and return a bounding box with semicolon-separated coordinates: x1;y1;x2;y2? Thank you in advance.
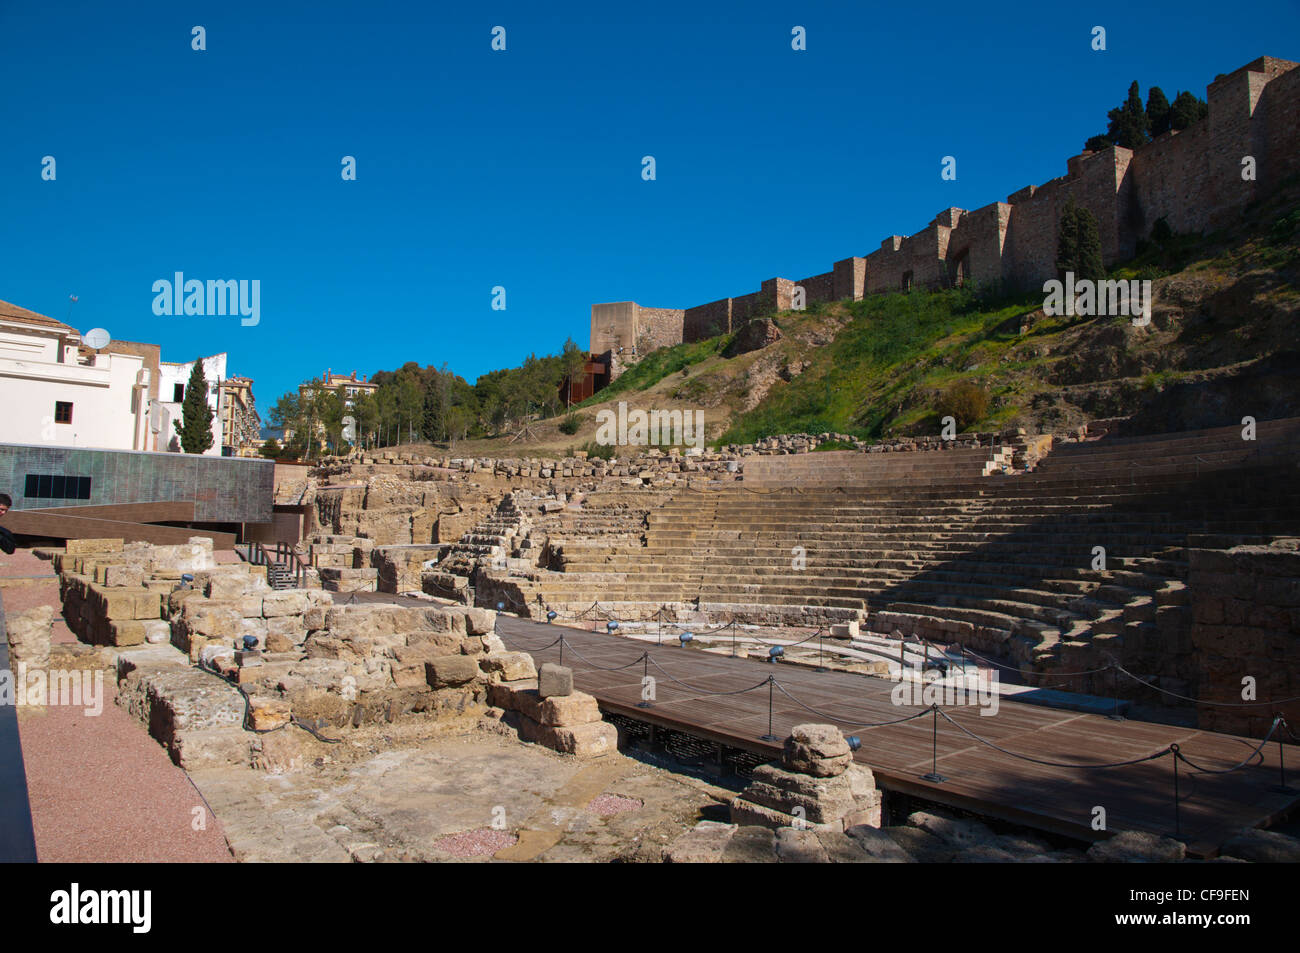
1;550;232;862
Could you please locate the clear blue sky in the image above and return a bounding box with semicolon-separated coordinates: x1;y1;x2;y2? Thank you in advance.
2;1;1295;415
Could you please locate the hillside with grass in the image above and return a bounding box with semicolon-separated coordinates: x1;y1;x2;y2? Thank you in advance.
514;184;1297;453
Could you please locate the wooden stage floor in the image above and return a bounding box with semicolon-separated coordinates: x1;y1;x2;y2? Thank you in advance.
496;616;1298;856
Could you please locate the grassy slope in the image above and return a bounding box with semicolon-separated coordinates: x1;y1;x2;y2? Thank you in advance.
415;187;1299;458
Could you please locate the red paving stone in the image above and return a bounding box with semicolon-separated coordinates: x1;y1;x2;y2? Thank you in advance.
4;549;233;862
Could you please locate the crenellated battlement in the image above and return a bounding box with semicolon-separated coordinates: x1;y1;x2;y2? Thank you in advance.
591;55;1299;371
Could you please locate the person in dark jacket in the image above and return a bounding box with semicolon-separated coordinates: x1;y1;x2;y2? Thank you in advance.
0;493;14;554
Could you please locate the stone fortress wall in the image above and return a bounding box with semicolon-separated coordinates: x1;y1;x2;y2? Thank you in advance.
591;56;1300;367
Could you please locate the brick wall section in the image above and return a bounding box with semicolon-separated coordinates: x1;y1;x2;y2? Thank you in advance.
590;56;1299;355
1188;540;1300;738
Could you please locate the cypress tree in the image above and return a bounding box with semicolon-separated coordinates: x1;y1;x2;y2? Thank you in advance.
1146;86;1171;136
1056;200;1081;280
1106;81;1150;149
1170;90;1209;130
175;359;215;454
1056;201;1106;283
1075;206;1106;282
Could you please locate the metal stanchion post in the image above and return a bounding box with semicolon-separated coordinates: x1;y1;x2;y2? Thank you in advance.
921;705;947;783
760;676;778;742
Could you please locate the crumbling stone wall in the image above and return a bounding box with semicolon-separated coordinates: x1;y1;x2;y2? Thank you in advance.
56;537;221;646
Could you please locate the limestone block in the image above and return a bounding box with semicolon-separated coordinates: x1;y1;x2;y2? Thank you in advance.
104;565;145;588
538;662;573;698
264;632;294;653
237;594;265;618
518;717;618;757
262;590;311;617
829;621;859;639
549;721;618;756
266;615;306;643
445;606;496;635
168;588;207;617
132;590;164;621
6;605;54;667
537;691;601;728
169;729;253;770
144;620;171;645
479;651;536;682
108;620;148;646
248;696;292;731
389;644;439;688
207;574;256;601
406;631;470;654
486;678;537;710
1087;831;1186;863
425;654;479;688
783;723;852;777
66;538;123;556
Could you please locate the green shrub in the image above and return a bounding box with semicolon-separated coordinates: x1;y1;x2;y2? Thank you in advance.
582;441;616;461
935;381;990;430
558;414;581;435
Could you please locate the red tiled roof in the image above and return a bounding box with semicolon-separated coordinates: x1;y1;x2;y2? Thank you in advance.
0;298;78;334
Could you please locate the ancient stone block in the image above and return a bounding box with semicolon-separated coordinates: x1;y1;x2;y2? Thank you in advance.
486;678;537;710
425;654;479;688
108;620;148;646
783;723;852;777
479;651;536;682
538;662;573;698
65;538;123;556
5;605;53;667
248;696;292;731
262;590;311;617
538;691;601;728
1087;831;1186;863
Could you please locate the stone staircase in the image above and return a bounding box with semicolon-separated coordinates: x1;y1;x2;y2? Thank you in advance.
422;493;533;601
513;419;1300;698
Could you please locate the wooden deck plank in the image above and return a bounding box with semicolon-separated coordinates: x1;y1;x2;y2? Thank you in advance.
499;617;1299;855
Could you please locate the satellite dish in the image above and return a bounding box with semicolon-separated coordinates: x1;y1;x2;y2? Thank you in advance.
83;328;111;349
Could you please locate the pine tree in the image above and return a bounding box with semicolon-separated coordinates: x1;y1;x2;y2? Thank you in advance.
1105;81;1150;149
1146;86;1171;137
175;359;215;454
421;384;444;443
1056;199;1081;280
1084;134;1112;152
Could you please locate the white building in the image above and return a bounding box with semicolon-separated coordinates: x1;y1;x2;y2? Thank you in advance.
0;298;158;451
158;353;227;455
